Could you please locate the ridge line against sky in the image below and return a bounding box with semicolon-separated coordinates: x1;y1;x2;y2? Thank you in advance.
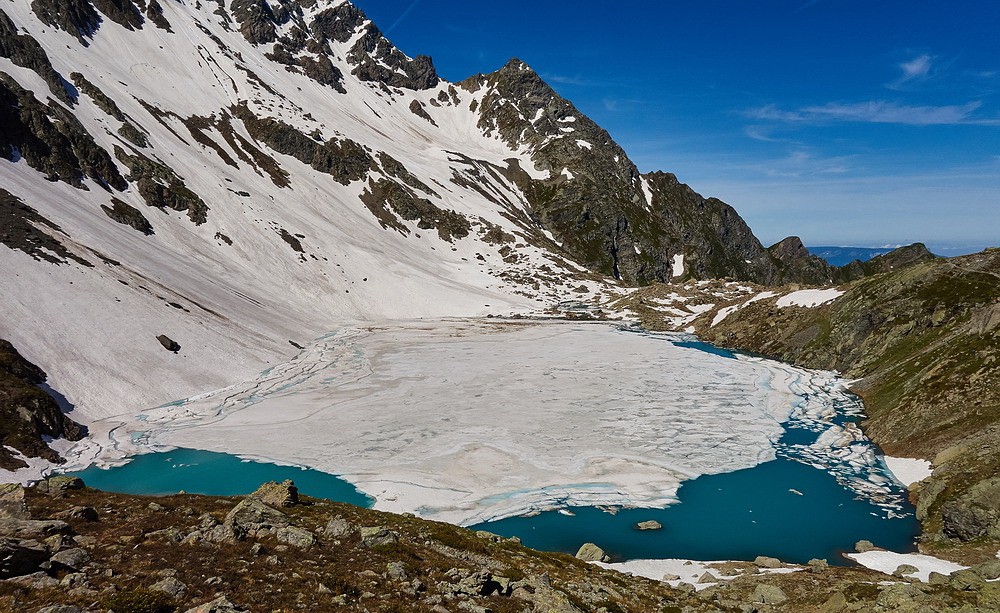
357;0;999;254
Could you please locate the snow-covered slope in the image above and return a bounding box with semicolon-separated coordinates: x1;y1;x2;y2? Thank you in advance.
0;0;867;471
0;0;615;433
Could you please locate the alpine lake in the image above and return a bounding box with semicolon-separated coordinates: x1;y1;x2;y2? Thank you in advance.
61;338;919;565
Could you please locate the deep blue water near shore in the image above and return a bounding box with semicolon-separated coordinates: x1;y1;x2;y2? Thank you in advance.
64;448;374;508
471;458;918;565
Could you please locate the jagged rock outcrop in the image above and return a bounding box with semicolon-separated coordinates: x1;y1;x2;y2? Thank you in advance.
0;9;74;104
0;340;85;470
0;73;125;190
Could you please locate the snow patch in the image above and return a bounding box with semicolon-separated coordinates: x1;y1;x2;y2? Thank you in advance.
847;551;966;582
671;254;685;278
595;559;800;590
883;456;932;487
640;176;655;210
575;140;593;150
776;288;844;308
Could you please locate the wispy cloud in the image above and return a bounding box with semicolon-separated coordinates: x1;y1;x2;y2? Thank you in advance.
746;100;997;126
760;150;852;177
886;53;949;90
601;97;645;112
900;54;932;80
743;125;780;142
540;73;613;88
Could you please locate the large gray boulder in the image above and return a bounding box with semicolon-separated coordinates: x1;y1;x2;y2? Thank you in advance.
0;537;49;578
324;515;353;537
47;547;90;571
248;480;298;508
754;555;782;568
941;477;1000;540
34;476;83;497
0;483;29;519
359;526;399;548
276;525;315;549
574;542;609;562
223;497;290;541
183;596;249;613
749;583;788;604
150;576;188;599
0;518;70;539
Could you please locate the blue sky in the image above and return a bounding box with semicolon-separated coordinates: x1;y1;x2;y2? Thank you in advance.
357;1;1000;253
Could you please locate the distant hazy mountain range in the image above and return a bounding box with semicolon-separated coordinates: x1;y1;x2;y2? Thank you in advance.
808;246;895;266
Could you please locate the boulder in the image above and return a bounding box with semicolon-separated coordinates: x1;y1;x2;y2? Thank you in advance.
223;497;289;540
927;571;950;585
893;563;919;578
875;584;925;608
0;483;29;519
150;576;187;599
157;334;181;353
184;596;249;613
749;583;788;604
819;592;847;613
972;559;1000;580
47;547;90;571
697;571;717;584
360;526;399;548
249;480;299;507
941;477;1000;540
0;537;49;578
807;558;829;570
35;476;83;497
55;506;98;522
275;525;315;548
754;555;782;568
386;561;407;580
324;515;353;537
635;520;662;531
574;542;608;562
854;539;875;552
949;569;985;591
0;518;70;539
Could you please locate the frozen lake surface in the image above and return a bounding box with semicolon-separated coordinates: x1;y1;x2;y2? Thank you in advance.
65;320;915;535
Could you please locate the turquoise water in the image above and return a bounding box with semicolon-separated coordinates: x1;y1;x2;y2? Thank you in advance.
63;448;374;508
472;458;918;565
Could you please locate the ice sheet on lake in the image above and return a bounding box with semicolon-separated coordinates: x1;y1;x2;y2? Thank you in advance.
69;320;907;525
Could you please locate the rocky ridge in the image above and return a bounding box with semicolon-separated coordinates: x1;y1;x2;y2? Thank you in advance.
2;478;998;612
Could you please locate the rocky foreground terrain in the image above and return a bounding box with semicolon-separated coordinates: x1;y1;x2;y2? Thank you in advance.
1;478;998;613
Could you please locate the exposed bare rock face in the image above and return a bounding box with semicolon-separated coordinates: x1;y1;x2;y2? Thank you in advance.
0;340;84;470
